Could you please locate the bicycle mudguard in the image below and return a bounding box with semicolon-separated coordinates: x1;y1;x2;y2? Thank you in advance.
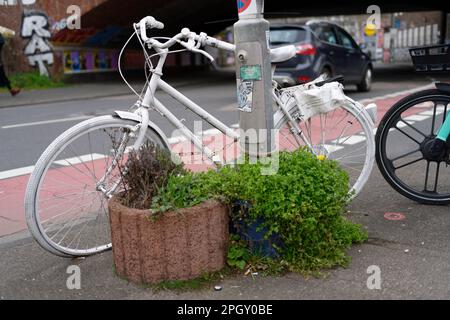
113;110;171;149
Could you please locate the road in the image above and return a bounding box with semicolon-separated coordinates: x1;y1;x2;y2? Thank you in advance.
0;65;449;299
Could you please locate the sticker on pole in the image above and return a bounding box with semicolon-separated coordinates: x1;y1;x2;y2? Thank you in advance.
237;0;257;16
240;65;262;81
237;80;253;113
237;0;252;14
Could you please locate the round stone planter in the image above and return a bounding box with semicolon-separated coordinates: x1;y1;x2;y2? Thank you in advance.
108;198;229;284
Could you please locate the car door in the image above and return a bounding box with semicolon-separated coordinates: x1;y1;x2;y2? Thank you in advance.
335;27;366;82
311;24;347;76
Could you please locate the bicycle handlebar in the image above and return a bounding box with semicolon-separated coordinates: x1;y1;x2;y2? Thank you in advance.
135;16;236;62
137;16;165;43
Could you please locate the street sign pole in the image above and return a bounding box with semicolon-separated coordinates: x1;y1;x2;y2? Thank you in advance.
234;0;274;158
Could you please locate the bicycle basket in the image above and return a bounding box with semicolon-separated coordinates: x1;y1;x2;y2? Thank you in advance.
409;44;450;73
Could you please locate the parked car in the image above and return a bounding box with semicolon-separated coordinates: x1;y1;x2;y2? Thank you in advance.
360;42;383;62
270;21;373;91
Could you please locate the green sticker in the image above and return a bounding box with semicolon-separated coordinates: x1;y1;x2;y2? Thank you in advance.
240;65;262;81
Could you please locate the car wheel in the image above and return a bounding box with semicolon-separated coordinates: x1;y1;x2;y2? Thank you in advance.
357;67;372;92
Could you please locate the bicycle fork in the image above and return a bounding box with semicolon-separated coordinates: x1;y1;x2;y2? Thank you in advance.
436;110;450;142
96;106;150;199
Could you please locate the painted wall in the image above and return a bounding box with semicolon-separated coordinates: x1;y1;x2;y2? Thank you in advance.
21;9;54;76
0;0;106;76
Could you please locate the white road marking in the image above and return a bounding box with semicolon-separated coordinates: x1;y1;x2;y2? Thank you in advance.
168;136;188;144
323;144;344;153
358;83;435;105
0;166;35;180
53;153;105;166
197;128;221;136
405;115;429;122
1;115;93;129
341;135;367;145
420;110;435;116
0;153;107;181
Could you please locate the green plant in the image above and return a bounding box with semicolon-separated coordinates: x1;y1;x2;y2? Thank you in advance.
7;72;65;90
117;142;186;209
152;148;367;272
218;150;367;272
227;235;250;270
150;168;224;214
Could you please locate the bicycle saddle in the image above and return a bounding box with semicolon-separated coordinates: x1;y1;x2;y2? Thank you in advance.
270;45;296;63
436;82;450;94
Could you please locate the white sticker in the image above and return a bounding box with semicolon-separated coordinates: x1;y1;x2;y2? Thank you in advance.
237;80;253;113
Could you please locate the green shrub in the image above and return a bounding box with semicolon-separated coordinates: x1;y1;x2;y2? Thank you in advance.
9;72;64;90
117;142;186;209
151;149;367;272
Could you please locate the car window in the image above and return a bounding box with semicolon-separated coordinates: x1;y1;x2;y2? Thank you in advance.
337;29;357;49
311;25;338;45
269;29;307;45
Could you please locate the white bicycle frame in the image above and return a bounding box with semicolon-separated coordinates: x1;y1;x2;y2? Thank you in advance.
118;24;377;168
139;47;240;165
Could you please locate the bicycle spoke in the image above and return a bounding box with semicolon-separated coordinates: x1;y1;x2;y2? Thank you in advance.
88;132;98;180
394;157;424;171
67;144;98;181
395;127;422;145
433;162;440;193
431;102;437;135
390;148;421;162
423;161;430;191
67;197;99;249
398;119;427;137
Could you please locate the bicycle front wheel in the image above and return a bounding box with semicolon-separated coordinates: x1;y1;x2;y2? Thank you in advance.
275;100;375;197
376;89;450;204
25;115;168;257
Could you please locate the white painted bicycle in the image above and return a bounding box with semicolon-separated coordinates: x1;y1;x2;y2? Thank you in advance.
25;16;377;257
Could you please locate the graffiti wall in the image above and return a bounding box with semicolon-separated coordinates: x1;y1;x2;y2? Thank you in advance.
63;49;118;74
1;0;109;76
20;10;54;76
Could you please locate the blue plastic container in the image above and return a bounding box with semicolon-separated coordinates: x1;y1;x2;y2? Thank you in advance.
230;201;283;258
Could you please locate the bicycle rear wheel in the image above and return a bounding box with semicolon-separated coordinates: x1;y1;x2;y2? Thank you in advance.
376;89;450;204
275;100;375;197
25;115;168;257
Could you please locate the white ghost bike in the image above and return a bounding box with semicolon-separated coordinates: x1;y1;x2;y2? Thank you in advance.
24;16;376;257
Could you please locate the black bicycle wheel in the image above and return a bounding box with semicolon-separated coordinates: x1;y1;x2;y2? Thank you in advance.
376;89;450;205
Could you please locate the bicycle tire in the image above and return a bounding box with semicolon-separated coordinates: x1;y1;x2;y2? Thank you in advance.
375;89;450;205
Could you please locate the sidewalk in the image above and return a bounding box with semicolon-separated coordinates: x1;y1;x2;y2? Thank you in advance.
1;167;449;299
0;69;235;109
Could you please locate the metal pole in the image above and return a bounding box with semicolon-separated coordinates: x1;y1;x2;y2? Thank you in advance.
234;0;274;158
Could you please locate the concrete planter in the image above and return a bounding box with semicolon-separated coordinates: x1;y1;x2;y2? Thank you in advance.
108;198;229;284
